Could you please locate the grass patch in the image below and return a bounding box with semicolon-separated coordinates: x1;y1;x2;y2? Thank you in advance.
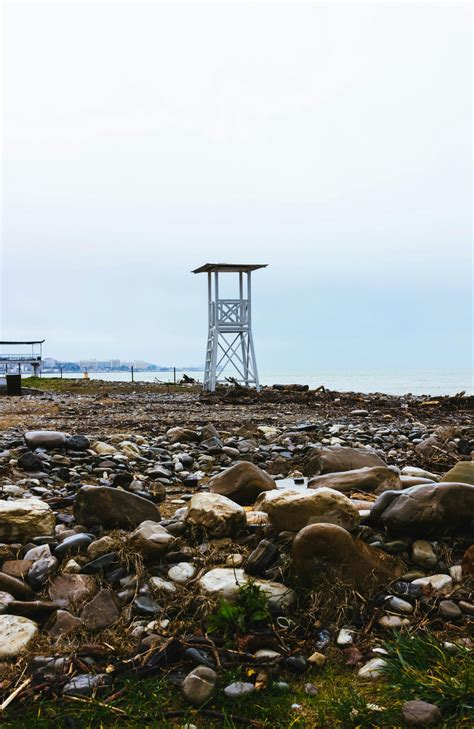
208;581;271;642
381;631;473;719
2;635;472;728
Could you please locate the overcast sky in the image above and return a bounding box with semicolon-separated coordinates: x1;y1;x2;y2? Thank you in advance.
1;1;472;370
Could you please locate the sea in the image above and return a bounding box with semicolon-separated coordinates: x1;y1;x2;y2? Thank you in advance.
40;369;473;397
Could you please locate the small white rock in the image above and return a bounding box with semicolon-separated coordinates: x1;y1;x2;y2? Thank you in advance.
168;563;196;584
358;658;387;679
337;628;355;646
449;565;463;583
150;576;177;594
224;681;254;698
412;574;453;595
0;615;38;658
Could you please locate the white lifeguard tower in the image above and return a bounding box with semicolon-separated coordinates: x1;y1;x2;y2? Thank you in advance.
192;263;267;392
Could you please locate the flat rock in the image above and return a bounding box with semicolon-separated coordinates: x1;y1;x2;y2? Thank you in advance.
74;485;161;528
224;681;255;698
198;567;294;612
24;431;67;449
0;499;55;542
255;488;359;533
62;673;112;697
304;446;386;477
292;523;402;591
0;615;38;657
209;461;276;505
48;573;97;609
48;609;83;638
79;589;120;630
308;466;401;495
185;493;246;537
411;574;453;595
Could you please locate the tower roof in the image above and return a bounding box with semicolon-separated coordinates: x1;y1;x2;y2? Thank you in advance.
192;263;267;274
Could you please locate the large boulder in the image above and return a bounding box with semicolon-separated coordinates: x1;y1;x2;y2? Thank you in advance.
198;567;295;612
74;486;161;528
308;466;401;495
0;499;55;542
368;482;474;537
303;446;386;477
440;461;474;486
185;493;246;537
130;521;174;558
254;488;359;533
24;431;67;449
0;615;38;658
292;523;403;591
209;461;277;505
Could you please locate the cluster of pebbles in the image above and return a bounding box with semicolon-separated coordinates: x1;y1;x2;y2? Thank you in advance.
0;393;472;723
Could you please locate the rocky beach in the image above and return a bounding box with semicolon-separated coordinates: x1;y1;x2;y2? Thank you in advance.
0;379;472;728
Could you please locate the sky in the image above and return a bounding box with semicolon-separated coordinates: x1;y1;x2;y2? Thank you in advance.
1;0;472;371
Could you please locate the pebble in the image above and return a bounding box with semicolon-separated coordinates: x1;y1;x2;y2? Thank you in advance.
438;600;462;621
168;562;197;583
336;628;355;645
379;615;410;629
307;651;326;667
412;574;453;595
358;658;387;679
386;596;414;614
285;655;307;674
62;673;112;697
402;699;442;726
224;681;255;698
411;540;437;569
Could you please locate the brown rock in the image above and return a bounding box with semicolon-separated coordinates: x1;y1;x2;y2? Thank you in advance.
0;572;35;600
166;427;199;444
402;699;441;726
48;610;83;638
7;600;58;623
461;544;474;577
255;488;360;533
48;574;97;609
24;431;67;449
2;560;34;579
369;482;474;537
73;485;161;528
303;446;386;477
209;461;277;506
308;466;401;495
440;461;474;486
80;589;120;631
292;523;403;591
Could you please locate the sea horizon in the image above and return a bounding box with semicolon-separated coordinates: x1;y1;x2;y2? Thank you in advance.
38;367;473;397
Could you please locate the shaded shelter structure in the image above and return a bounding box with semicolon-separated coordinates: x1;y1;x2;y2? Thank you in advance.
192;263;267;392
0;340;44;376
